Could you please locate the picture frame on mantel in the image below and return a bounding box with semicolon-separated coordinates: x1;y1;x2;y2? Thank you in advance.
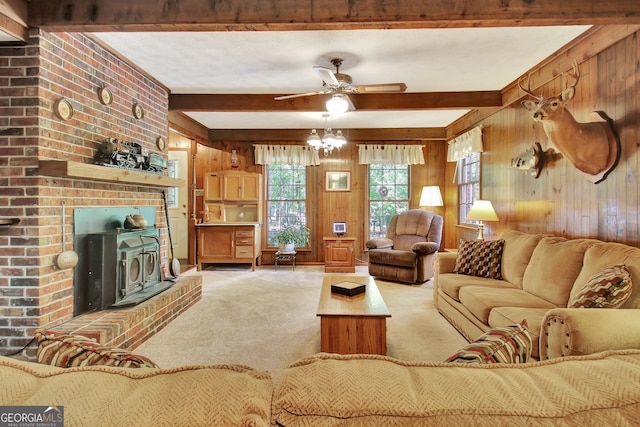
325;171;351;192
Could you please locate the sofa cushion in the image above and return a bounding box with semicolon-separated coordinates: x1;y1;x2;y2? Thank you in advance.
522;237;592;306
369;249;416;268
453;239;504;279
438;273;514;302
272;351;640;426
445;321;532;363
570;242;640;309
459;286;556;324
0;355;273;427
488;307;549;359
35;330;159;368
568;264;632;308
500;230;547;287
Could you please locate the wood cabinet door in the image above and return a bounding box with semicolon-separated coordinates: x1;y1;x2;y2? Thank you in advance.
240;174;260;201
327;243;352;267
204;173;223;201
198;227;234;259
223;174;242;200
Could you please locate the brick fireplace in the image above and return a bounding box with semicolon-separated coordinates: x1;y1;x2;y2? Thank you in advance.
0;29;200;357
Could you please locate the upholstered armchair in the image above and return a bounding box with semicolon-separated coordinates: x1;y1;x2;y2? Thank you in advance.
366;209;443;284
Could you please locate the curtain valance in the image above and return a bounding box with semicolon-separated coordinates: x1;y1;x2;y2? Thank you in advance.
253;145;320;166
357;144;425;165
446;126;483;162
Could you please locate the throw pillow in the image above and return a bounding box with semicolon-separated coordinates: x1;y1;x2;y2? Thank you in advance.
453;239;505;279
445;321;532;364
568;264;633;308
35;330;159;368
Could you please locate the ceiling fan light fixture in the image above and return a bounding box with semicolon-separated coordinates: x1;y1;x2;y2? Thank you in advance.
326;94;349;115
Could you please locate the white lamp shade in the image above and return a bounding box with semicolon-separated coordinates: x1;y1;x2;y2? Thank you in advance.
419;186;443;207
325;94;349;115
466;200;498;222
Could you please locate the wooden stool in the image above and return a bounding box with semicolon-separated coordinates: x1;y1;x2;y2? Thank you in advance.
275;250;296;271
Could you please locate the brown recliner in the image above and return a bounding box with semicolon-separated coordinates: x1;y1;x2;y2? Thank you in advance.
366;210;443;284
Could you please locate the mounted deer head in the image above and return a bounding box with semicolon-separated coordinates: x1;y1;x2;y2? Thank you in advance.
520;62;620;183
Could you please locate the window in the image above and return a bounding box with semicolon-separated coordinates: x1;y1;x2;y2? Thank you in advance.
266;164;307;246
368;164;409;240
458;151;481;223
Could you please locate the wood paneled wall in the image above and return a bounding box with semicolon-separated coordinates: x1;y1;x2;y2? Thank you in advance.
443;29;640;248
182;139;447;264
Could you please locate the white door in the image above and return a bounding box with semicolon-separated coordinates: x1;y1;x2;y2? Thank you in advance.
167;150;189;259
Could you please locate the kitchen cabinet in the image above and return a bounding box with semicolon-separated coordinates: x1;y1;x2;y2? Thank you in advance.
197;224;261;271
323;237;356;273
223;171;260;201
204;173;223;201
203;171;262;223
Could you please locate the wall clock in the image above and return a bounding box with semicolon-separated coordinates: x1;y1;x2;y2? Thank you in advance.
132;103;144;119
98;86;113;105
54;98;74;121
156;136;166;151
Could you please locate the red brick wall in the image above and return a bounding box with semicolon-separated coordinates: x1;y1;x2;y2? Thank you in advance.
0;29;170;357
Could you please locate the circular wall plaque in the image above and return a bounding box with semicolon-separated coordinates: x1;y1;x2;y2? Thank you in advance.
54;98;74;121
132;103;144;119
98;86;113;105
156;136;166;151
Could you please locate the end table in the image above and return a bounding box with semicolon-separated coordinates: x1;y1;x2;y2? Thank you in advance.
275;250;296;271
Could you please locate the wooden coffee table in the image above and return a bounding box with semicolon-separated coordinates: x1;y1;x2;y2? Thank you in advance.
316;275;391;355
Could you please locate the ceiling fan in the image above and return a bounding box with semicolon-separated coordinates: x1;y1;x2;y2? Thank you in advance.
274;58;407;112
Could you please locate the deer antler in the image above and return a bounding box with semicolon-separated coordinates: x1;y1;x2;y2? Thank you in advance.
562;60;581;89
518;73;543;101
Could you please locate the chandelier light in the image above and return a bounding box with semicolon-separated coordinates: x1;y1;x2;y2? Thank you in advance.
325;94;350;115
307;127;347;156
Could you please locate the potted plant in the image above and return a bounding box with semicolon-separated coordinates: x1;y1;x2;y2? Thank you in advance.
276;225;310;252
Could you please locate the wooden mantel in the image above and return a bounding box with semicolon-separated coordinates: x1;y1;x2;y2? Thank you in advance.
39;160;183;188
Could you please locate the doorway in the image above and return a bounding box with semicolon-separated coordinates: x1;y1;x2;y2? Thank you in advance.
167;131;193;261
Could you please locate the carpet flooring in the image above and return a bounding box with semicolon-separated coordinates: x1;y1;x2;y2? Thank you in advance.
134;265;468;379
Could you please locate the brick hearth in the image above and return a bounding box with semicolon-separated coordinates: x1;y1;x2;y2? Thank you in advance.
45;275;202;351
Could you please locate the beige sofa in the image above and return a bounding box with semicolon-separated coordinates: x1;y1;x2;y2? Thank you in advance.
3;350;640;426
434;230;640;359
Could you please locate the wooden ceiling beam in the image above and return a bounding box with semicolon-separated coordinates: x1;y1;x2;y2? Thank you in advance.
208;128;446;142
170;92;502;112
28;0;640;32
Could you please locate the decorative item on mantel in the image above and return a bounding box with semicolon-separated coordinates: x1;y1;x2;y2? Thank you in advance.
465;200;498;241
94;138;167;175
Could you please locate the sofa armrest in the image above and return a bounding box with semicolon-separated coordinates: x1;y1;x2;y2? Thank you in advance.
411;242;440;256
433;252;458;274
366;238;393;249
540;308;640;360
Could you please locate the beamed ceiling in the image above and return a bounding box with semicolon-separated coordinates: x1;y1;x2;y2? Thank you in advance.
2;1;640;142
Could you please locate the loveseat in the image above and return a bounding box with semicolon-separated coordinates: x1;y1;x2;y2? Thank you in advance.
3;350;640;426
366;209;443;283
434;230;640;359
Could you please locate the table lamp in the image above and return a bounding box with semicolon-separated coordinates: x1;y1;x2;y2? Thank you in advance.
419;186;444;207
465;200;498;240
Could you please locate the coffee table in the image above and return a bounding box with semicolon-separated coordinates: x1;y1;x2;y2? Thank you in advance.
316;275;391;355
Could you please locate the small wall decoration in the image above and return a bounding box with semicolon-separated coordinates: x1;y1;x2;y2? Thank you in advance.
511;142;563;179
520;61;620;184
325;171;350;192
132;103;144;119
54;98;74;121
97;86;113;105
156;136;166;151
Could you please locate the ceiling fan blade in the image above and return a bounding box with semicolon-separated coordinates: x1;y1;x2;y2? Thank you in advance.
274;91;324;101
344;94;356;112
355;83;408;93
313;65;340;86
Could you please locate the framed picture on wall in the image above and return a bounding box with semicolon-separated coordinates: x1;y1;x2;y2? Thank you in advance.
325;171;351;192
